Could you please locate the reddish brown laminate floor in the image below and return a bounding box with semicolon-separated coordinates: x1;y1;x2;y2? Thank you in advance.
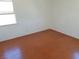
0;29;79;59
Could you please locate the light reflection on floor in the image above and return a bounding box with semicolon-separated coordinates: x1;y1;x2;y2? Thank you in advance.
4;47;22;59
74;52;79;59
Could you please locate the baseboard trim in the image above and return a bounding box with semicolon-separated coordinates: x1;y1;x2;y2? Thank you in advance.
0;28;79;43
49;28;79;40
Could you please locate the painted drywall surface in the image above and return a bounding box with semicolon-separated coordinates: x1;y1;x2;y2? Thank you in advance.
48;0;79;39
0;0;49;41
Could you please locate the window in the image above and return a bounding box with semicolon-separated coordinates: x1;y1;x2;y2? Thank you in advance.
0;0;16;26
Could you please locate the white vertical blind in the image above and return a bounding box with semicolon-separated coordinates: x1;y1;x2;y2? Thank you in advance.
0;0;16;26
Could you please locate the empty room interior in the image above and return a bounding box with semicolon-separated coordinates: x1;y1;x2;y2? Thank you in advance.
0;0;79;59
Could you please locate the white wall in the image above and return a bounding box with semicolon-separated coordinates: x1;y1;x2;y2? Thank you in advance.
48;0;79;39
0;0;49;41
1;0;79;41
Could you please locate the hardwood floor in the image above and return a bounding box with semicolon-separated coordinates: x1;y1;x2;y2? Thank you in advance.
0;29;79;59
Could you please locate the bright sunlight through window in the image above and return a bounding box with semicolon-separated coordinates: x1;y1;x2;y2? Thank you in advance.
0;0;16;26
